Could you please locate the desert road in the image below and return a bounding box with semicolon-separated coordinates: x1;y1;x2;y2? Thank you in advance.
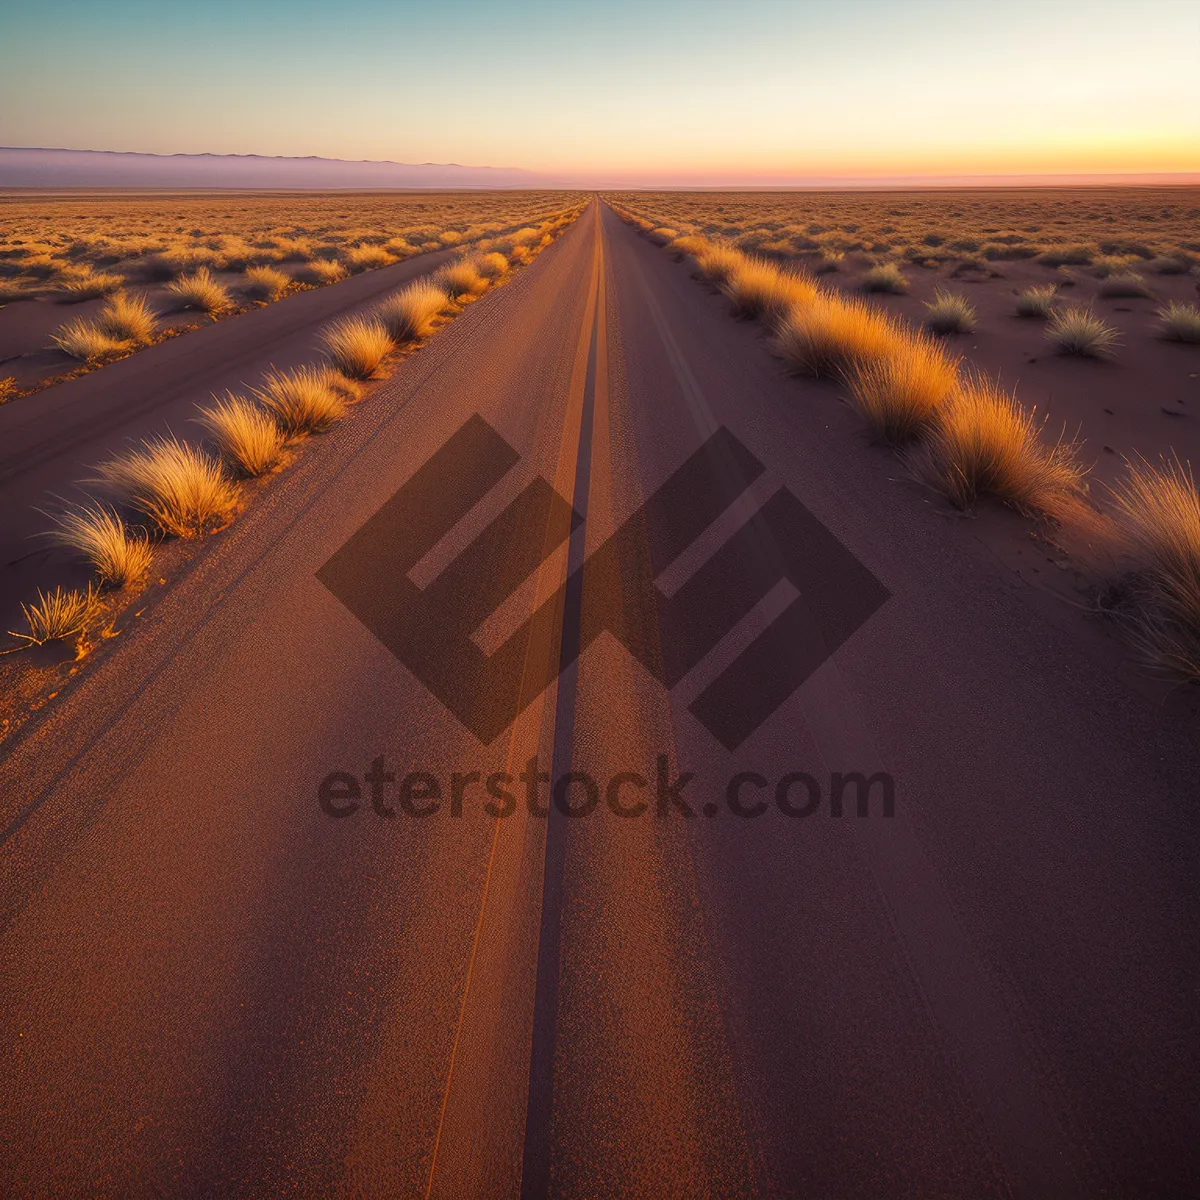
1;201;1198;1198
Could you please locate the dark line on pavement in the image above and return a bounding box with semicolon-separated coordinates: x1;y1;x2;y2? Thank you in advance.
519;242;602;1200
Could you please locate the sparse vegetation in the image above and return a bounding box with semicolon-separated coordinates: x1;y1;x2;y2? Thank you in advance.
1098;271;1151;299
95;291;157;344
50;318;130;362
197;392;287;475
320;316;395;379
917;376;1083;515
1108;455;1200;679
774;293;898;377
1015;285;1058;318
436;259;487;299
723;257;819;320
49;502;152;587
243;265;290;301
8;585;98;646
862;262;908;293
377;281;449;342
1156;302;1200;343
1046;307;1120;357
167;267;233;314
97;435;237;538
253;366;348;437
842;339;960;443
923;289;976;334
59;269;125;300
300;259;347;285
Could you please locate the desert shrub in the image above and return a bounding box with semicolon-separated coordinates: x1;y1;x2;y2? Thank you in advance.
923;289;976;334
1108;455;1200;679
95;292;157;343
1147;255;1192;276
842;337;960;443
243;265;290;300
320;316;394;379
50;318;129;361
1098;271;1151;298
1157;302;1200;344
301;259;347;284
9;585;98;646
342;245;394;273
97;435;237;538
167;267;233;313
50;502;152;587
722;257;819;320
774;294;899;377
253;366;348;437
1046;307;1120;357
1015;285;1058;318
916;375;1083;514
862;262;908;293
436;259;487;299
376;281;449;342
197;391;287;474
475;252;510;279
1035;245;1095;267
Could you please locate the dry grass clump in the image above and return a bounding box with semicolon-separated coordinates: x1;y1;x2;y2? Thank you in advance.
97;435;237;538
775;294;899;377
1098;271;1151;298
49;502;152;587
59;269;125;301
475;252;510;279
436;259;487;299
1157;302;1200;343
862;262;908;293
320;316;395;379
1015;285;1058;318
253;366;348;437
1147;255;1192;276
95;292;157;344
167;267;233;314
377;281;449;343
723;257;819;321
692;243;744;285
1046;307;1120;357
243;265;290;300
50;318;130;362
916;375;1083;514
342;245;394;273
197;392;287;474
1035;245;1095;267
301;259;347;285
1108;455;1200;679
842;339;960;444
9;585;98;646
923;289;976;334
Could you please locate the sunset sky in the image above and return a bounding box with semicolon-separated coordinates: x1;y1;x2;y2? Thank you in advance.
2;0;1197;183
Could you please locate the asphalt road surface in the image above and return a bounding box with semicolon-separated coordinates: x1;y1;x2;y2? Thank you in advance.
1;201;1197;1198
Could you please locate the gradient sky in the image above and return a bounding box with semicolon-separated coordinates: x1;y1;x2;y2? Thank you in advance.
1;0;1197;181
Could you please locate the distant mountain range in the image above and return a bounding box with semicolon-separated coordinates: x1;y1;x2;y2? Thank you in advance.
0;147;542;189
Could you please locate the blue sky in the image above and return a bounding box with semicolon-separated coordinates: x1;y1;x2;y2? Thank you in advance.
1;0;1197;179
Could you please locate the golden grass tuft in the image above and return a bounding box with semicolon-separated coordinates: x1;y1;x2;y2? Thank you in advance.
320;316;395;379
253;366;348;438
436;259;487;299
1045;307;1120;357
916;375;1084;514
342;245;394;273
197;391;287;474
301;259;347;285
692;243;743;285
1156;302;1200;344
842;338;960;443
167;267;233;314
243;265;290;300
1108;455;1200;678
59;269;125;301
1015;285;1058;318
9;585;98;646
862;262;908;293
722;257;819;321
923;288;976;334
95;291;158;344
774;293;899;377
97;435;237;538
475;252;510;279
50;502;153;587
376;281;449;343
50;318;130;362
